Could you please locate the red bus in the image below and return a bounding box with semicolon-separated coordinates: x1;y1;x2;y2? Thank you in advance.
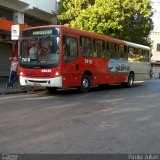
19;25;151;92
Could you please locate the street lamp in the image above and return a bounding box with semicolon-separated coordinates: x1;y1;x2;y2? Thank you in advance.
56;0;61;24
56;0;60;12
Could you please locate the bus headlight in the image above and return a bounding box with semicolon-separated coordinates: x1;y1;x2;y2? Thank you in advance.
55;71;59;76
20;71;23;76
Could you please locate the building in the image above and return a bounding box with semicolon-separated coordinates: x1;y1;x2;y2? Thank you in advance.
150;32;160;78
150;0;160;78
0;0;58;76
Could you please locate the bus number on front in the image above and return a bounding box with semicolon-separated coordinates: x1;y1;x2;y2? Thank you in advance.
84;59;92;64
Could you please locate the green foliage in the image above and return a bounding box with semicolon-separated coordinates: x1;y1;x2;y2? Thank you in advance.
57;0;153;46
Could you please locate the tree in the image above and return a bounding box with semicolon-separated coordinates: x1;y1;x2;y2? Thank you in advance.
57;0;153;46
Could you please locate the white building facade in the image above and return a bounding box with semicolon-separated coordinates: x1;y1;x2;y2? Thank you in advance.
150;0;160;78
150;32;160;78
0;0;58;24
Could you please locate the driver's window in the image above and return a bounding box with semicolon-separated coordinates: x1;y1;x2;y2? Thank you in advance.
50;37;59;54
63;36;78;63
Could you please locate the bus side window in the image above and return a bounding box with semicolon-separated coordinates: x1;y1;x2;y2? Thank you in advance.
93;39;97;57
80;36;92;57
102;41;105;57
143;50;150;62
62;36;67;56
63;35;78;63
128;47;135;61
114;43;119;59
124;45;128;59
119;45;127;60
93;39;105;58
108;42;116;59
119;44;124;59
106;42;110;58
137;48;144;61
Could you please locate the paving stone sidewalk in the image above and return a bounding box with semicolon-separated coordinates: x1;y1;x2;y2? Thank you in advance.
0;77;45;95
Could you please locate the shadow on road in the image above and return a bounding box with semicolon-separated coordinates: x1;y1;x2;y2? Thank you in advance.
45;82;145;96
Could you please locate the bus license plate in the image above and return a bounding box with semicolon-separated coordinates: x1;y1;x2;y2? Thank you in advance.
34;83;41;86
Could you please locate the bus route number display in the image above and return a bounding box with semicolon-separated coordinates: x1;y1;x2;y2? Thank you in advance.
84;59;92;64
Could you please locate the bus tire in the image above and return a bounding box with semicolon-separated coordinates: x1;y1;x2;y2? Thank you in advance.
125;73;134;88
78;74;91;93
46;87;57;93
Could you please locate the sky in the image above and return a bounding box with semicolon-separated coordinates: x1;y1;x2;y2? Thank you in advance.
152;0;160;31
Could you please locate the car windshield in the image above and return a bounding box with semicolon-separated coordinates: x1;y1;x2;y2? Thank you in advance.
20;36;60;67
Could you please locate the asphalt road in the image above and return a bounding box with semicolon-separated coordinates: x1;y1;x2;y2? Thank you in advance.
0;79;160;154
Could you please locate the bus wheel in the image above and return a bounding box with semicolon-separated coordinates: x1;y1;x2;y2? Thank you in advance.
125;73;134;88
78;74;91;93
46;87;57;93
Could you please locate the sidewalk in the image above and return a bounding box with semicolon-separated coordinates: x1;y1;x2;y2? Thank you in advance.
0;77;24;95
0;77;45;95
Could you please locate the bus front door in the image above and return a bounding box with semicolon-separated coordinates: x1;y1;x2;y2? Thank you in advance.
62;35;80;87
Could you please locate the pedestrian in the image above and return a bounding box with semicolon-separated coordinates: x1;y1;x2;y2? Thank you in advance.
6;57;19;89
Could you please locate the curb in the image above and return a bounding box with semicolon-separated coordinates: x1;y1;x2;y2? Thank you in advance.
0;88;46;95
0;89;27;95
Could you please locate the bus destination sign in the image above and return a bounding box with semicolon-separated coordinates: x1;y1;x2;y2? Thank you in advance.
22;28;60;37
32;30;53;36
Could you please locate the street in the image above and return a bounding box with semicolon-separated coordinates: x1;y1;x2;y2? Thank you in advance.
0;79;160;153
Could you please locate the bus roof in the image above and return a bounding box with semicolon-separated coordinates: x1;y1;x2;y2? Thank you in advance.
124;41;150;50
22;25;125;44
22;25;150;49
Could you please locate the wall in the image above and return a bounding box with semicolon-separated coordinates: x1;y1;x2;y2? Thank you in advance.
152;0;160;32
19;0;57;13
150;32;160;62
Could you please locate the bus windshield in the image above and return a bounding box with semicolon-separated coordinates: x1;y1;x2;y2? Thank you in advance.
20;36;60;68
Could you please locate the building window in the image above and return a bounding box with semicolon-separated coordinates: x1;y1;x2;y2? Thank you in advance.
157;43;160;52
24;14;50;26
0;7;13;21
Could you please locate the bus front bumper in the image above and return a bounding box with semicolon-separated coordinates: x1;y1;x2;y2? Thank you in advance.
19;76;62;88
